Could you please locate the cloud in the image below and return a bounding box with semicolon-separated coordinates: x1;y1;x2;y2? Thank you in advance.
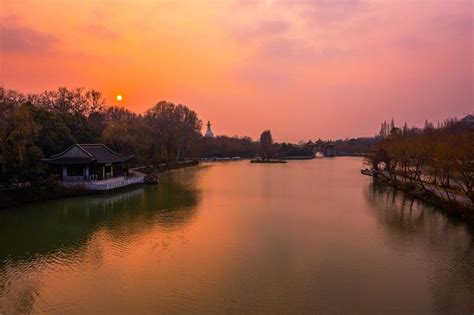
255;19;290;35
391;36;432;51
232;61;294;89
232;38;345;89
433;13;473;38
258;37;314;62
85;24;118;39
278;0;369;26
228;18;291;41
1;24;58;54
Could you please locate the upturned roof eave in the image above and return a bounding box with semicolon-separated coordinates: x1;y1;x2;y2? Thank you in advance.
44;144;131;164
41;157;96;164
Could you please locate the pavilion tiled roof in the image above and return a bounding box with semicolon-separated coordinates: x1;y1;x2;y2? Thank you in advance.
43;144;133;164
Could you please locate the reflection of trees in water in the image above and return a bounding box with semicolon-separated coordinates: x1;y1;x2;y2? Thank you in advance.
0;175;200;314
366;183;474;312
0;167;204;314
0;171;201;263
366;184;427;238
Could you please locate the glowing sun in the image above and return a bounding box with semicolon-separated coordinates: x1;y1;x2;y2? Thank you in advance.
116;94;123;102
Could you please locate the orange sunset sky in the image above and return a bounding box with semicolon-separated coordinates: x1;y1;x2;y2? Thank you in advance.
1;0;473;142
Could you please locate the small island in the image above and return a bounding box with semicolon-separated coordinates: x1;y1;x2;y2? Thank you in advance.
250;130;288;163
250;159;287;163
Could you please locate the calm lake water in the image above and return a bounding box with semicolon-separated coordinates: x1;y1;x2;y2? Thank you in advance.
0;158;473;314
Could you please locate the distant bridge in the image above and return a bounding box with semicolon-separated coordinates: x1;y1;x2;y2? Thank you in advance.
314;144;336;157
305;140;337;157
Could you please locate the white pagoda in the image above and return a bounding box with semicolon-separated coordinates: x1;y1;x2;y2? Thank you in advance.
204;121;214;138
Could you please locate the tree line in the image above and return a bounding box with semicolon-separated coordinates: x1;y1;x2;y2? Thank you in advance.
0;86;260;185
367;116;474;205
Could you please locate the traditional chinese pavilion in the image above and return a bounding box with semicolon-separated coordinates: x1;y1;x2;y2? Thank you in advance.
43;144;133;182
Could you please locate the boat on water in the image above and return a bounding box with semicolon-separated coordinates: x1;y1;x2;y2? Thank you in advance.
361;168;378;176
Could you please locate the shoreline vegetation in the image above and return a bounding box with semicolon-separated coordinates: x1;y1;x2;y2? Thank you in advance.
0;86;375;187
366;116;474;223
1;86;472;222
134;160;199;177
0;160;200;210
374;173;474;223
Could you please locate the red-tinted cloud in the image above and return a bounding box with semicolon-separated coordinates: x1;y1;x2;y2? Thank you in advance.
1;0;472;142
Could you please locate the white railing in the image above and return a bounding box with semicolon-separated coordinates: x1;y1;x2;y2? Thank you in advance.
63;176;144;191
85;176;144;191
63;176;86;182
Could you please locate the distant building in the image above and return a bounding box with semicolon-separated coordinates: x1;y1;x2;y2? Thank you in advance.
314;138;325;152
325;142;336;157
304;140;315;150
313;138;337;157
205;121;214;138
43;144;143;190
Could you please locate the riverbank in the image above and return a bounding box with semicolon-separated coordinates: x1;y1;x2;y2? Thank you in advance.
3;157;473;313
0;180;88;210
0;160;200;210
133;160;199;175
374;173;474;223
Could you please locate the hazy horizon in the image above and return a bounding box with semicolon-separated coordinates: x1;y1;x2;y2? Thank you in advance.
1;0;473;142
